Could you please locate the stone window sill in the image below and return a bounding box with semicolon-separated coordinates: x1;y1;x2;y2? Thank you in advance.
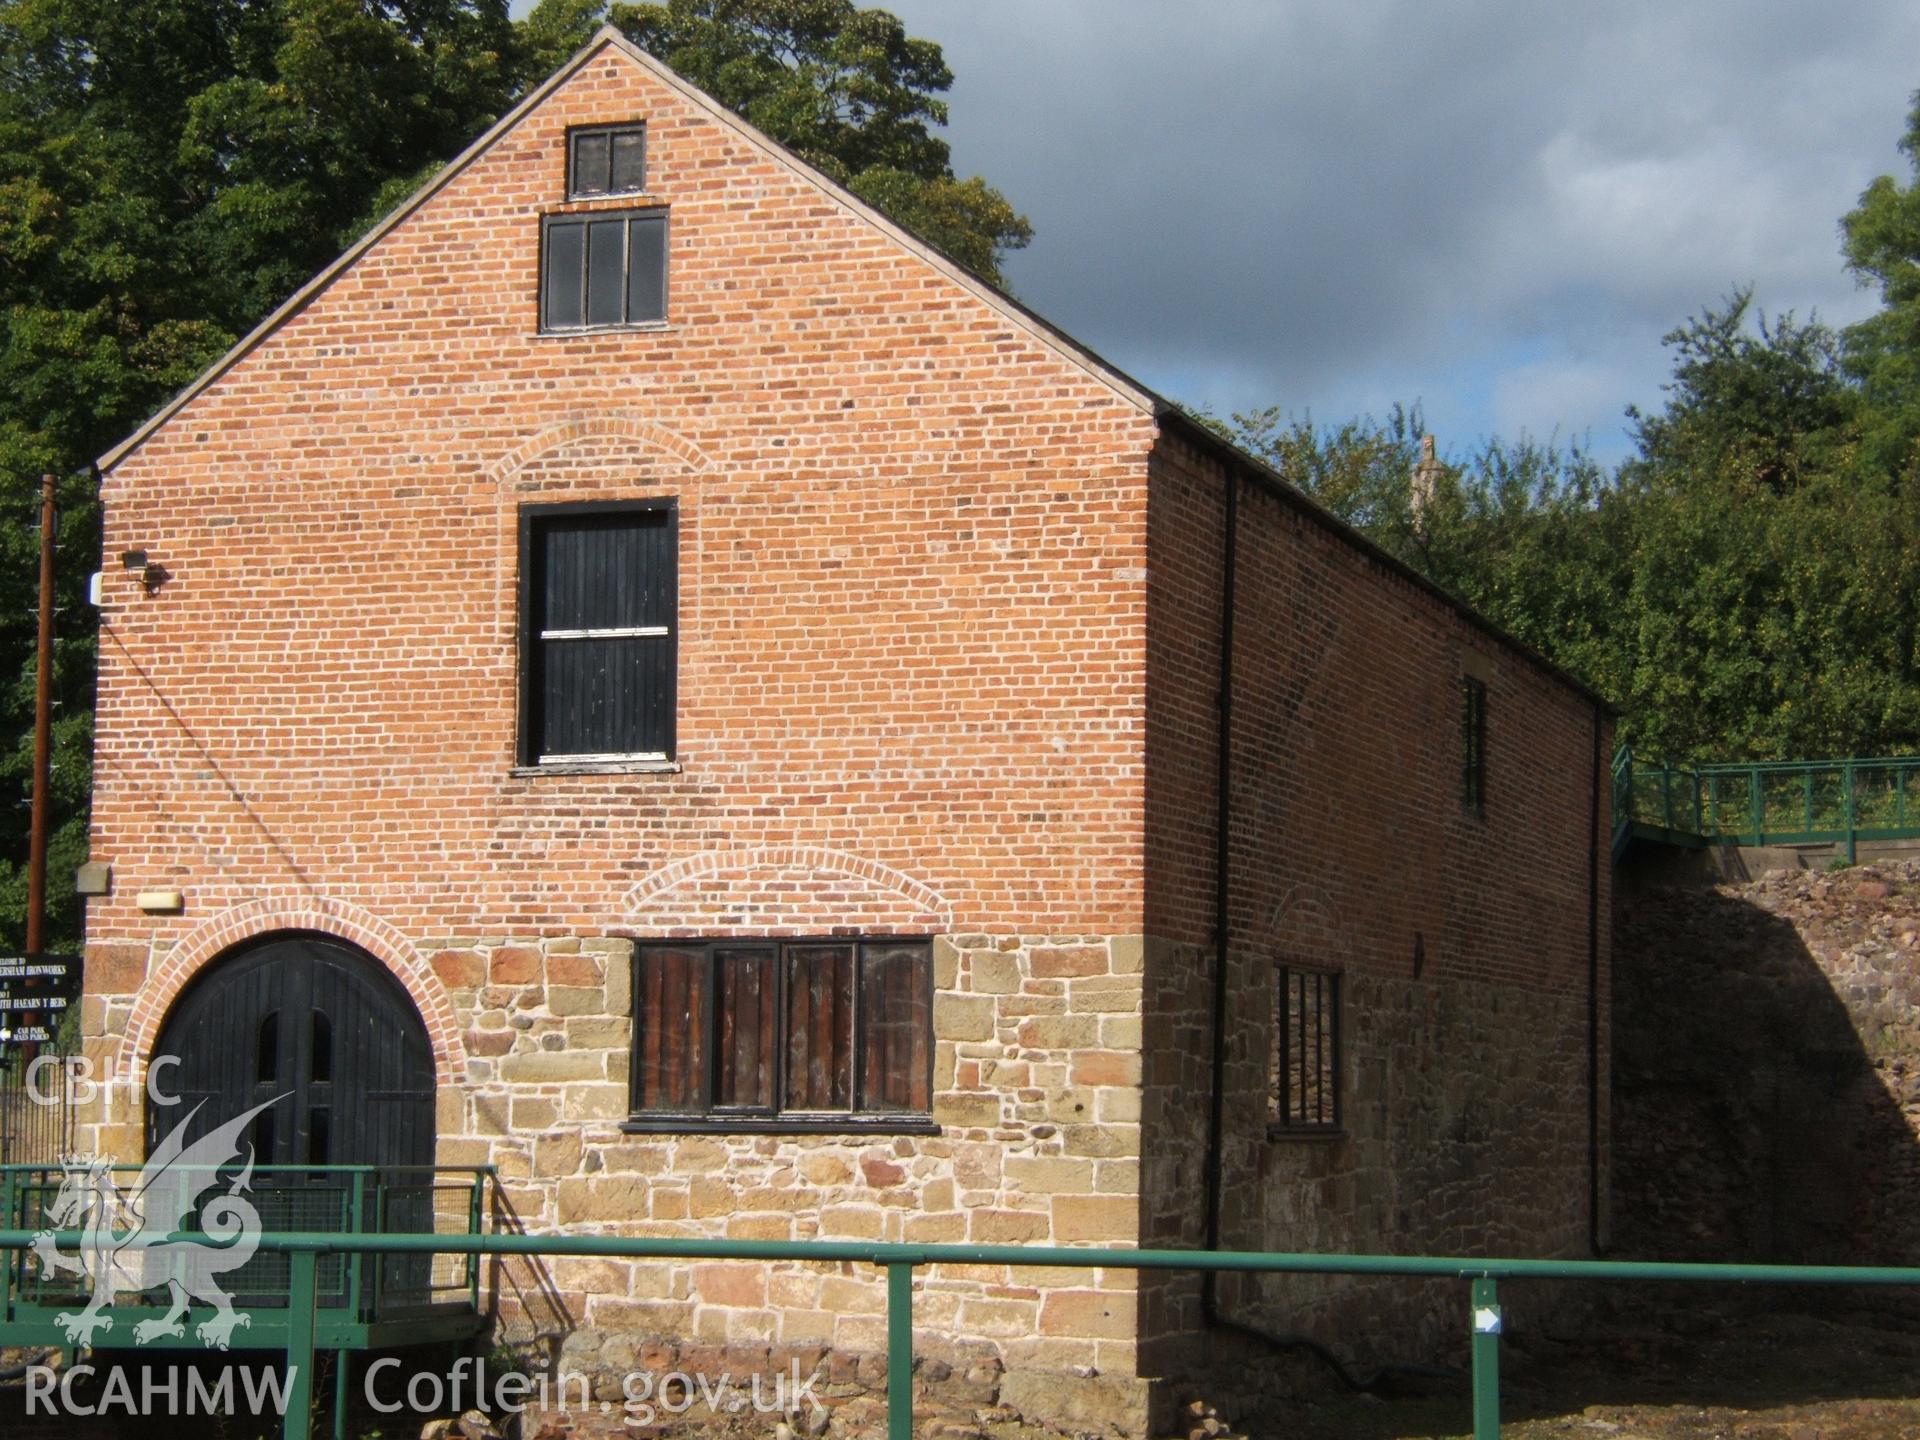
532;322;673;339
510;761;682;777
1267;1124;1349;1143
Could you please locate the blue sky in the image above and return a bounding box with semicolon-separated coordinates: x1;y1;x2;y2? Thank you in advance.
525;3;1920;467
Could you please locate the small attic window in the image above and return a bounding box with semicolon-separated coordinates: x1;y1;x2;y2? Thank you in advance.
568;123;646;198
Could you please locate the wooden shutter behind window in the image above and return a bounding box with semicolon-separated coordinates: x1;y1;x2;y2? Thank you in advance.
859;944;932;1113
634;946;705;1111
715;948;776;1110
785;946;854;1111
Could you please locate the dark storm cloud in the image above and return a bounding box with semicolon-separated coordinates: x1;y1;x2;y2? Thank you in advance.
884;1;1920;456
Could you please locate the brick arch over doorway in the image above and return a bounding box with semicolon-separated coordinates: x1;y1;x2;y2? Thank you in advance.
121;896;463;1086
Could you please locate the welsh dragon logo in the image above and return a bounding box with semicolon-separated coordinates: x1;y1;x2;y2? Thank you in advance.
29;1096;283;1349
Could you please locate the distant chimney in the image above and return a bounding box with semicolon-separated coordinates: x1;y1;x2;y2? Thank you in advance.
1411;433;1442;535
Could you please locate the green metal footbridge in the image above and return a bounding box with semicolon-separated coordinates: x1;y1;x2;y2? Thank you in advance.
1612;747;1920;863
0;1163;491;1355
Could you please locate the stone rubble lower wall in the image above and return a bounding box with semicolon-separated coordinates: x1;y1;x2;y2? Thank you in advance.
1141;939;1596;1396
1613;860;1920;1269
78;929;1159;1436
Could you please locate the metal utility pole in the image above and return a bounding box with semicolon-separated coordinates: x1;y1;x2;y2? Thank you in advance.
26;472;53;955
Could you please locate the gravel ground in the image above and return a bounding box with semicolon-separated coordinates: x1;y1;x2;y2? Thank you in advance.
1257;1305;1920;1440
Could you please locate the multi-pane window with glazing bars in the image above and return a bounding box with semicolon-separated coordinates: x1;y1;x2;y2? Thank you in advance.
540;210;668;330
567;124;646;198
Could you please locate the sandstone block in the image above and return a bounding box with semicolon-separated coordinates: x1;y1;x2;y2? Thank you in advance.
546;952;604;987
1052;1194;1136;1243
934;995;996;1042
564;1016;629;1049
489;946;541;985
1005;1156;1096;1193
970;952;1023;994
819;1275;883;1315
903;1212;966;1243
688;1177;734;1219
1039;1289;1133;1339
1016;1015;1099;1050
89;944;149;995
692;1263;766;1308
499;1051;601;1083
799;1153;852;1185
547;985;605;1016
1042;1087;1098;1123
819;1205;884;1239
560;1083;626;1121
430;949;485;989
1071;1050;1141;1086
1097;1087;1142;1123
957;1297;1040;1337
1030;946;1108;978
557;1176;647;1223
726;1214;793;1240
970;1208;1049;1243
1100;1014;1144;1048
933;936;961;989
933;1094;1001;1128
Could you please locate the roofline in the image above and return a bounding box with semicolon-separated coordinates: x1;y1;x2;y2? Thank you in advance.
588;28;1161;416
1155;406;1617;714
98;25;1155;474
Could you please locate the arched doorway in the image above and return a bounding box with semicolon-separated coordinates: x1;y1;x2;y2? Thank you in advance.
146;932;435;1170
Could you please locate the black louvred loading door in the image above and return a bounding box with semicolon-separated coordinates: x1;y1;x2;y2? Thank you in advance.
534;508;674;760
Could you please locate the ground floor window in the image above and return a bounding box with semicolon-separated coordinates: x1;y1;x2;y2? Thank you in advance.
628;937;934;1130
1272;964;1341;1133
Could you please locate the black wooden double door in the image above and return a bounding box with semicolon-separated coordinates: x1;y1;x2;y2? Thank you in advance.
147;933;435;1174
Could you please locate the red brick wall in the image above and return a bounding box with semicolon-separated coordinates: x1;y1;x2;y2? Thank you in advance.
1140;431;1612;1373
88;43;1157;1017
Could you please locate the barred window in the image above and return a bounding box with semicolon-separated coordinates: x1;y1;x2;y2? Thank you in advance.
630;938;934;1130
1273;965;1340;1132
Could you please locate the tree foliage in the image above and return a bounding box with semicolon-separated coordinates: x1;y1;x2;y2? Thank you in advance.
1233;288;1920;765
0;0;519;951
1842;89;1920;482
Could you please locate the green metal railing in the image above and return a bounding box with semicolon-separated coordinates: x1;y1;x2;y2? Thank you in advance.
1614;747;1920;862
0;1165;492;1349
5;1227;1920;1440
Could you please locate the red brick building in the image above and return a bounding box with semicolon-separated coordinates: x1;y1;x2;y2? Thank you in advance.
80;26;1610;1432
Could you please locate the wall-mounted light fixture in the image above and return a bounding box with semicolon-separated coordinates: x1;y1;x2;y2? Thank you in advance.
121;548;170;594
